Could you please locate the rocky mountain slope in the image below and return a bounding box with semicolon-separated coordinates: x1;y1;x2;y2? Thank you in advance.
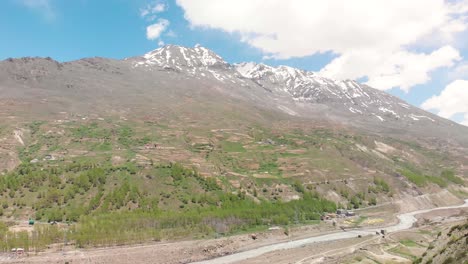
128;45;468;145
416;221;468;264
0;44;467;192
1;45;467;144
0;45;467;250
0;44;467;179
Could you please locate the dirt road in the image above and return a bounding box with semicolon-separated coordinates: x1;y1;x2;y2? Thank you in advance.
1;200;466;264
192;199;468;264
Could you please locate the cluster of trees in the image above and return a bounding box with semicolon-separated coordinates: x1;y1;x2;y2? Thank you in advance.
0;158;339;250
1;175;337;249
1;160;146;223
372;177;390;193
348;193;365;209
399;168;462;188
73;191;336;247
440;170;464;185
339;183;384;209
0;222;64;252
170;163;221;191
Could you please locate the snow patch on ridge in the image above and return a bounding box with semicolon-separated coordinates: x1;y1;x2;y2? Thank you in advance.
379;107;400;118
349;107;362;114
372;114;385;122
408;114;435;122
278;105;298;116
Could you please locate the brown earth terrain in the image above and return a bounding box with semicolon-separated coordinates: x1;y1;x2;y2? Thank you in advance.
1;195;466;264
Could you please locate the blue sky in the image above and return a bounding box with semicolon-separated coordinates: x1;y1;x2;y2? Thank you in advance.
0;0;335;68
1;0;468;125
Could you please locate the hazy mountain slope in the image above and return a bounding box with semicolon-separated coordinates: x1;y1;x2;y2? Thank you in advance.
1;45;467;185
0;46;467;251
1;45;466;147
131;45;468;145
0;45;467;182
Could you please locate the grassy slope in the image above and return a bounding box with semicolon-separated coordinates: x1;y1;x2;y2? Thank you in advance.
0;114;466;251
415;221;468;264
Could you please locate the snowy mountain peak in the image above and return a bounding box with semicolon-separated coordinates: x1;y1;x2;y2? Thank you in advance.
136;45;228;69
233;61;435;123
235;62;322;82
131;45;438;125
235;62;274;79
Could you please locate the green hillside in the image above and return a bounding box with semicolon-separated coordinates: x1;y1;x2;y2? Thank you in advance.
0;115;466;252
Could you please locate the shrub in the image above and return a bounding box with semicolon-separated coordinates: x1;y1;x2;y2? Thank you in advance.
441;170;464;185
400;169;427;187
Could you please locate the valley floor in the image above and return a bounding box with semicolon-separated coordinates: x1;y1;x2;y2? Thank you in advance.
235;207;467;264
1;199;466;264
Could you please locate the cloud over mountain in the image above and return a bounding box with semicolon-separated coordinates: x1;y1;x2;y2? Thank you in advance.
422;79;468;126
176;0;468;91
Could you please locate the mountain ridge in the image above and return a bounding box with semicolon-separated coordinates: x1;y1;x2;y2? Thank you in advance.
128;45;467;147
1;44;467;147
130;45;455;126
0;45;467;254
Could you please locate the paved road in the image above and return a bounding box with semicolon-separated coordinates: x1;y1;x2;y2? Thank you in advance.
192;199;468;264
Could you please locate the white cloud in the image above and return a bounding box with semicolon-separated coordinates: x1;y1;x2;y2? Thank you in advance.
421;79;468;125
17;0;55;20
320;46;461;91
154;3;166;12
462;113;468;126
158;40;165;46
140;2;167;20
166;30;177;38
176;0;468;91
146;19;170;40
449;62;468;80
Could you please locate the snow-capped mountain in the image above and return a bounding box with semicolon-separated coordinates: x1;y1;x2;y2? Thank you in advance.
234;62;438;124
1;44;466;145
133;44;228;69
130;45;438;125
